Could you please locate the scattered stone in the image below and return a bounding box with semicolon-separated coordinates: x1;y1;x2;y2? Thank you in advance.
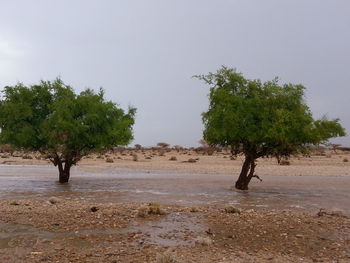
195;236;213;246
190;207;200;212
155;250;181;263
224;206;241;214
30;251;43;255
205;228;214;235
137;206;149;218
90;206;99;212
106;158;114;163
317;208;346;218
9;200;20;206
169;156;177;161
48;197;61;204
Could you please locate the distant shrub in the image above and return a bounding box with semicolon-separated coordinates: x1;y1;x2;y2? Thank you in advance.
187;158;196;163
106;157;114;163
206;148;215;156
22;155;33;159
343;158;349;162
157;142;170;148
279;159;290;165
0;144;15;154
198;139;209;147
169;156;177;161
137;203;166;217
148;203;166;215
173;145;183;152
135;144;142;150
132;154;138;162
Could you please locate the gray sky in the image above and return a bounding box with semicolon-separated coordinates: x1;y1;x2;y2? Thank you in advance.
1;0;349;147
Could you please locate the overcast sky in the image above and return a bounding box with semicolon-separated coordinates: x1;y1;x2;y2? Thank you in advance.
1;0;349;147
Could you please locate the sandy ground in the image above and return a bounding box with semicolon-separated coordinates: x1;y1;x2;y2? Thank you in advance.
1;149;350;177
0;199;349;263
0;149;349;262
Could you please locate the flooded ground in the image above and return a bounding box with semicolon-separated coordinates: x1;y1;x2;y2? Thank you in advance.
0;164;349;262
0;164;349;215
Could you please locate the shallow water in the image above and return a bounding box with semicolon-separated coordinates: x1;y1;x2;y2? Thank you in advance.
0;164;349;214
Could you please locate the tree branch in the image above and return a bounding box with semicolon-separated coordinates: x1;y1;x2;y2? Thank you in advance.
252;174;263;182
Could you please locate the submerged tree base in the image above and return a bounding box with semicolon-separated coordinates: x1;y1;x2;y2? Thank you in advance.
235;180;250;190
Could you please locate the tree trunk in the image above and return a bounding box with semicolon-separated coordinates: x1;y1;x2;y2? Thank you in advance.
57;161;72;183
235;155;256;190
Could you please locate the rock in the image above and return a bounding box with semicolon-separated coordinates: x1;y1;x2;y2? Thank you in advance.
195;236;213;246
90;206;99;212
224;206;241;214
48;197;61;204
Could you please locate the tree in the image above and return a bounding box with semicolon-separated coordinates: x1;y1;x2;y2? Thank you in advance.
157;142;170;148
196;67;346;190
0;78;136;183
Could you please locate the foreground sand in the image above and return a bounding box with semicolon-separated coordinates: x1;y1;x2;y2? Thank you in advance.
0;199;349;263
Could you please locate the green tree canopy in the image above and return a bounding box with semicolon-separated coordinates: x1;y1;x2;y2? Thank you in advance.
0;78;136;183
197;67;346;190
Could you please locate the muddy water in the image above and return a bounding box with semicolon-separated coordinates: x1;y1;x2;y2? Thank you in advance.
0;212;205;250
0;165;349;214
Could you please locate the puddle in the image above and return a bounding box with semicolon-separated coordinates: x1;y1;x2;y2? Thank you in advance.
0;211;205;250
128;212;205;247
0;238;11;249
